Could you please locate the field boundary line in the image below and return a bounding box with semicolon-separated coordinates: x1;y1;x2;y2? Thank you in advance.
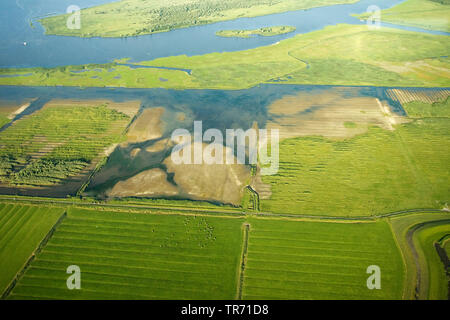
0;210;67;300
0;196;447;222
236;223;250;300
387;218;409;300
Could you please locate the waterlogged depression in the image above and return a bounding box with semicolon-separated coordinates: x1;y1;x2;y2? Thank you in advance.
0;84;416;205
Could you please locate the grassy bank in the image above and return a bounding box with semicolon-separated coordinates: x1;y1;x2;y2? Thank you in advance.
39;0;356;38
261;118;450;216
1;25;448;89
389;212;450;299
355;0;450;32
403;97;450;118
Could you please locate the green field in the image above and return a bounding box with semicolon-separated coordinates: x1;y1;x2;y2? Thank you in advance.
39;0;355;38
8;208;245;299
403;97;450;118
1;24;449;89
216;26;296;38
242;218;404;299
1;201;448;300
261;117;450;216
356;0;450;32
0;113;11;128
0;0;449;302
0;103;131;187
443;235;450;255
0;204;64;295
389;212;450;299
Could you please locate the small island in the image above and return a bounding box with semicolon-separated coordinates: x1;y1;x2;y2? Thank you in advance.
216;26;296;38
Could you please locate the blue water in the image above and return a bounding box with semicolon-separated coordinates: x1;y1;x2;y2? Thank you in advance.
0;73;32;78
0;84;424;133
1;0;447;68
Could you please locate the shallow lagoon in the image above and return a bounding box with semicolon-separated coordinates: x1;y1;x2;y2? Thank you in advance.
0;83;420;199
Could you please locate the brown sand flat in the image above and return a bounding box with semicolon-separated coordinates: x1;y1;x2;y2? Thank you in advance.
164;142;250;206
267;88;404;140
145;139;171;153
126;107;164;143
108;168;179;198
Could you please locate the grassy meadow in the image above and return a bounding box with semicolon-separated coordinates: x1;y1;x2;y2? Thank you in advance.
0;113;11;128
261;117;450;216
1;24;449;89
39;0;355;38
8;208;245;300
242;218;404;299
0;204;64;295
0;195;446;300
403;97;450;118
0;101;134;188
356;0;450;32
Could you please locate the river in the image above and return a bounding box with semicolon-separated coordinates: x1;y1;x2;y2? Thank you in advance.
0;0;447;68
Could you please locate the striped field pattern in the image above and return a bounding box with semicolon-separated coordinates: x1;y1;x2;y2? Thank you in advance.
242;219;405;300
0;204;64;295
386;88;450;105
8;208;244;300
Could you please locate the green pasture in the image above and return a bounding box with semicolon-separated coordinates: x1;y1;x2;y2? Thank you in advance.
261;118;450;216
356;0;450;32
0;204;64;295
8;208;245;299
242;218;404;299
403;97;450;118
0;104;130;187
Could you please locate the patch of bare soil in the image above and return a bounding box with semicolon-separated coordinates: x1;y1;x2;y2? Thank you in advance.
146;139;171;153
126;107;164;143
266;87;406;140
108;168;179;198
250;169;272;200
163;142;250;206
